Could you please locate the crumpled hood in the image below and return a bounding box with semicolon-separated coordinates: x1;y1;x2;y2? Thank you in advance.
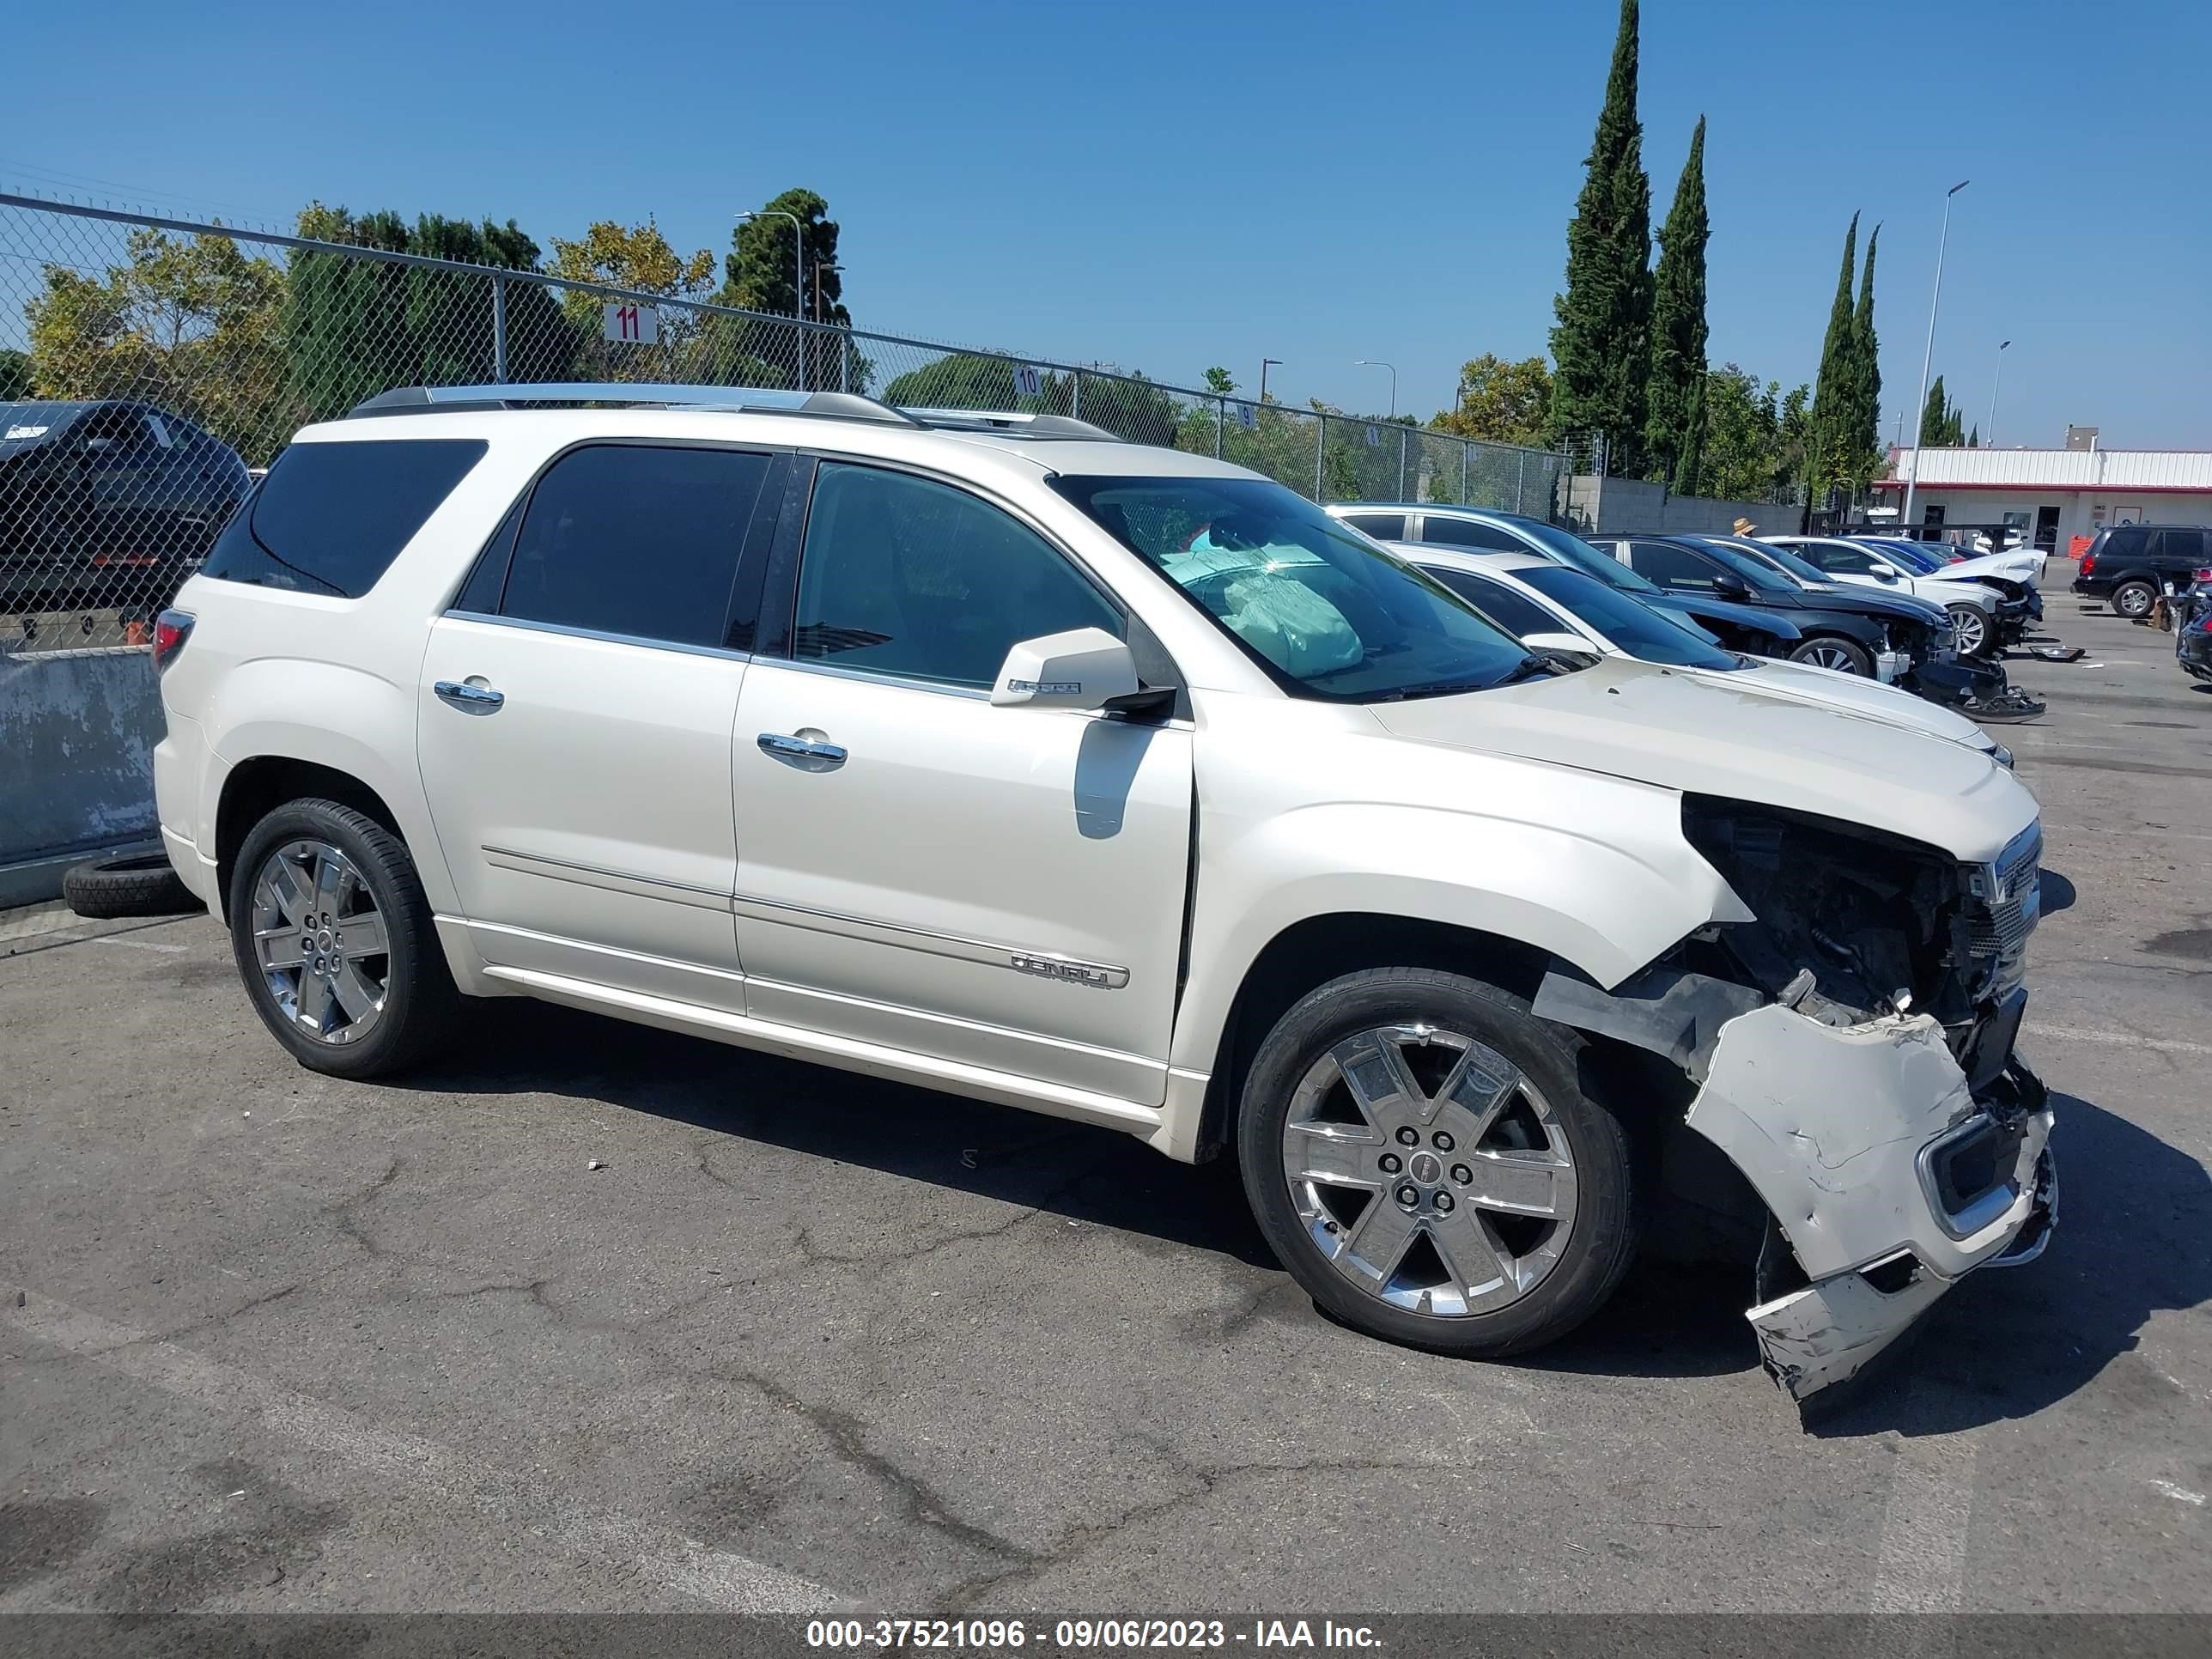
1931;551;2039;586
1370;656;2035;863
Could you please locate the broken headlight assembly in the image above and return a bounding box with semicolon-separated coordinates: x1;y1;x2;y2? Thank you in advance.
1678;794;1993;1030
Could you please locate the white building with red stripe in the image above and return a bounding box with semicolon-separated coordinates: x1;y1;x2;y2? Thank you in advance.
1875;443;2212;554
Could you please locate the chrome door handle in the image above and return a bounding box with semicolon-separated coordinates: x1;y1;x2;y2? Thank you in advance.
434;679;505;712
757;732;847;769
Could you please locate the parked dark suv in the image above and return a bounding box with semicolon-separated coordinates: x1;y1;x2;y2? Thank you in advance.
2072;525;2211;618
1;398;253;621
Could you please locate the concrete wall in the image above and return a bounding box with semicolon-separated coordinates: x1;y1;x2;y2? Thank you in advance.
1563;474;1803;538
0;646;164;908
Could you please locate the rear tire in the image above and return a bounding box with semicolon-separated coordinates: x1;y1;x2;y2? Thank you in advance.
1237;968;1638;1358
2112;580;2156;620
1787;635;1874;676
227;798;459;1079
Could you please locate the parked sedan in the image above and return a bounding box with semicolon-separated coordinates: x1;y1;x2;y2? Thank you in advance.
1324;503;1807;656
1592;532;1948;679
1391;543;2014;764
1848;538;2043;646
1;398;252;618
1764;535;2005;658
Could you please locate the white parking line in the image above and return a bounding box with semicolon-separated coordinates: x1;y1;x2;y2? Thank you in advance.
90;934;190;955
3;1289;849;1613
2022;1023;2212;1058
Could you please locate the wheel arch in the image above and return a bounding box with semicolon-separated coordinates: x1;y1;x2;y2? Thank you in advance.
214;757;406;923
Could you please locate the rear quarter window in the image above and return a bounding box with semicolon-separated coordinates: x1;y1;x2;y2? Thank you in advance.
201;437;488;597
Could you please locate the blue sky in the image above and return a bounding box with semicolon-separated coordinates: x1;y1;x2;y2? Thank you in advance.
8;0;2209;446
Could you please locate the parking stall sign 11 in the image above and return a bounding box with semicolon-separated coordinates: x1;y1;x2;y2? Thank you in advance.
604;301;659;344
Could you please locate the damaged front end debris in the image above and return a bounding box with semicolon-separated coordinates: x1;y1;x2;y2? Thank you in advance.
1533;799;2055;1404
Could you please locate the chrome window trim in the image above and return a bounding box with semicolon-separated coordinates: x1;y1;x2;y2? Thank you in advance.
754;652;990;702
441;609;753;664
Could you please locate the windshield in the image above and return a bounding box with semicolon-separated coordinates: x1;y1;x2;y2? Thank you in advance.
1680;537;1803;594
1516;564;1744;670
1052;475;1536;701
1511;519;1668;595
1867;538;1943;574
1740;540;1834;587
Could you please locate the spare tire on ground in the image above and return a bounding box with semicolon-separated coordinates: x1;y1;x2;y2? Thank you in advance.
62;851;202;919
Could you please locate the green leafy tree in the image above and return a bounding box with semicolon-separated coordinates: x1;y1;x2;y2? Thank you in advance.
716;189;851;391
1643;115;1709;491
23;226;292;463
1808;213;1859;499
1547;0;1653;469
548;218;719;383
285;204;580;422
0;349;29;400
1202;366;1237;395
882;352;1018;408
1846;224;1881;484
1919;374;1966;446
1968;423;1979;448
1433;354;1553;445
1698;363;1814;501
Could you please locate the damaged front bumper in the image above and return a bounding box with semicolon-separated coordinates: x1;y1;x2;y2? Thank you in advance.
1686;1002;2056;1402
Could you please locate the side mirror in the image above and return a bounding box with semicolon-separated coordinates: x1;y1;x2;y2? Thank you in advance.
1520;630;1597;656
990;627;1139;711
1869;565;1898;582
1713;573;1752;601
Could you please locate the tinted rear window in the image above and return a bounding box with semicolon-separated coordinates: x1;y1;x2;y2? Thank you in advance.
202;438;487;597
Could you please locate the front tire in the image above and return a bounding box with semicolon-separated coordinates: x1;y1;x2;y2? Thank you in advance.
1787;635;1874;676
228;798;459;1079
2112;580;2156;620
1237;969;1638;1358
1947;604;1991;659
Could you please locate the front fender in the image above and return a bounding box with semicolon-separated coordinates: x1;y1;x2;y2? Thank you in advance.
1169;777;1740;1082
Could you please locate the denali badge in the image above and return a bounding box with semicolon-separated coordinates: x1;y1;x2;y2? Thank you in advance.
1008;952;1127;989
1006;678;1083;696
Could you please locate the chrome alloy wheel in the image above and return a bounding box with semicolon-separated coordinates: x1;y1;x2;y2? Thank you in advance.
1799;641;1865;673
1948;606;1989;657
1279;1024;1578;1317
249;839;389;1046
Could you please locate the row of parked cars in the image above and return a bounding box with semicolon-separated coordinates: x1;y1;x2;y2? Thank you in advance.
1328;504;2049;724
146;381;2054;1411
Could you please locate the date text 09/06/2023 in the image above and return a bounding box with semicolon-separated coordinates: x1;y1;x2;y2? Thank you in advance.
806;1619;1385;1650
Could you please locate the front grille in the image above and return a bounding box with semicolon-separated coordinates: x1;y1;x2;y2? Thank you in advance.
1966;823;2043;992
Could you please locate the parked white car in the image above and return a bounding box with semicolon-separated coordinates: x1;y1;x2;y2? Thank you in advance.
151;384;2054;1404
1762;536;2005;658
1388;544;2013;763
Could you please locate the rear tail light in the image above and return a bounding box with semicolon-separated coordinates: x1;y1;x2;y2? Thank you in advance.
2079;550;2096;576
152;608;194;672
2194;568;2211;585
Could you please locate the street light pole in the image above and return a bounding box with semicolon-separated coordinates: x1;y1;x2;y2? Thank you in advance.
736;209;806;391
1901;179;1970;532
1353;359;1397;419
1260;357;1282;407
1987;339;2011;446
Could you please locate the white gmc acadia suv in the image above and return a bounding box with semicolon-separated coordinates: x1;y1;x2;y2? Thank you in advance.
152;384;2055;1405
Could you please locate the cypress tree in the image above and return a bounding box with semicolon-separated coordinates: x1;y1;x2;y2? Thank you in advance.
1808;213;1858;498
1849;224;1881;483
1546;0;1653;471
1644;116;1710;490
1921;374;1954;447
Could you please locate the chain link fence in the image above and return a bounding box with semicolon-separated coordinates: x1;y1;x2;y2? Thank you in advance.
2;191;1562;652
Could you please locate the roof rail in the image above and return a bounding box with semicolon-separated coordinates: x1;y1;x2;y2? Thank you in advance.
898;407;1125;441
345;384;919;424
